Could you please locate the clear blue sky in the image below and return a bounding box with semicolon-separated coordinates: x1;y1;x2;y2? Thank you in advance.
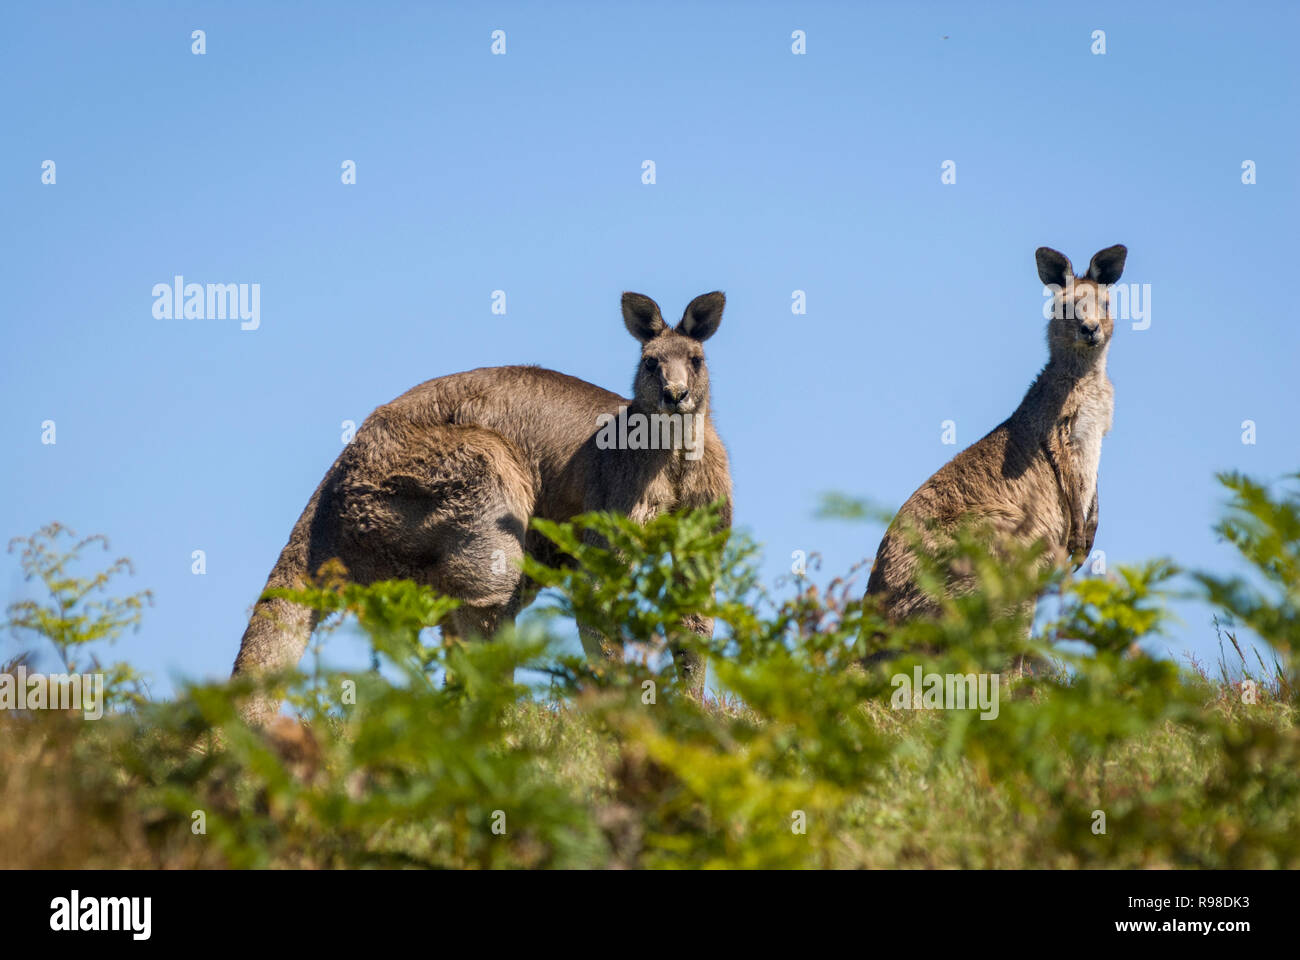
3;1;1297;697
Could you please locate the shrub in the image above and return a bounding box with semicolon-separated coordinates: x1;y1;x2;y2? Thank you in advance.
0;474;1296;868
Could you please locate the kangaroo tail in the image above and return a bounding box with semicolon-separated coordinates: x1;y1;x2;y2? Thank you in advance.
232;480;330;726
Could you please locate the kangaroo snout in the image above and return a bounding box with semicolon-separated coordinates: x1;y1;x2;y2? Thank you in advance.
1078;319;1101;344
661;382;689;407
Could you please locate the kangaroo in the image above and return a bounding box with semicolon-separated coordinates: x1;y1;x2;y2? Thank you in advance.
233;292;732;725
866;244;1127;630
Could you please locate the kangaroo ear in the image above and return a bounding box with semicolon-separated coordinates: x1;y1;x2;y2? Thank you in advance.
622;292;666;342
1036;247;1074;287
1085;245;1127;285
677;291;725;342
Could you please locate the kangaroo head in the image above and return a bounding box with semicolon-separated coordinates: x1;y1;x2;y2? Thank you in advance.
1037;245;1127;360
621;291;724;414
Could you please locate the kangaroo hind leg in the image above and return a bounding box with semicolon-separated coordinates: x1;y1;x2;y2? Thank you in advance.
337;423;537;642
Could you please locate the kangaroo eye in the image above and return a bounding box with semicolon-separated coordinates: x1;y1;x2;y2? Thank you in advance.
643;357;658;372
691;356;703;371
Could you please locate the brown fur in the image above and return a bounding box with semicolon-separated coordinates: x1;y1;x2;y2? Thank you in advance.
866;245;1127;625
234;292;732;725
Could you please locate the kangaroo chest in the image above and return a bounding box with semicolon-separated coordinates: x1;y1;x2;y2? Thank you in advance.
630;456;695;522
1066;381;1113;511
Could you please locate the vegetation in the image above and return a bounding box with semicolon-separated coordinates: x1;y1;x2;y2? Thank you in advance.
1;473;1296;869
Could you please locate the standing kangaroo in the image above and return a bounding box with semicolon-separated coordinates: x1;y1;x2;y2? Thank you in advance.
233;292;732;725
866;245;1127;627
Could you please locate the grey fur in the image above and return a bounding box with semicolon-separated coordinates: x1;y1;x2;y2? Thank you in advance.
866;246;1127;624
234;292;732;724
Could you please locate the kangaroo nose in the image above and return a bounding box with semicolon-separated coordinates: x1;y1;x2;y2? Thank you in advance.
663;384;687;403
